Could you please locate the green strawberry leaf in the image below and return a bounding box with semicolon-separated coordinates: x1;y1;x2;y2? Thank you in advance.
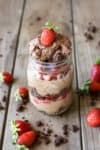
96;58;100;64
0;73;3;82
11;120;20;140
45;21;59;32
14;90;22;102
16;144;29;150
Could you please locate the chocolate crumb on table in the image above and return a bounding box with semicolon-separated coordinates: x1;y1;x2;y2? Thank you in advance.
54;135;68;146
62;124;69;136
2;95;7;103
0;102;5;110
72;125;80;132
0;54;3;57
36;16;42;21
16;104;25;112
36;120;44;127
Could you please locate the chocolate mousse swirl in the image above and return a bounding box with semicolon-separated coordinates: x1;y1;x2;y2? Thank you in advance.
29;34;72;62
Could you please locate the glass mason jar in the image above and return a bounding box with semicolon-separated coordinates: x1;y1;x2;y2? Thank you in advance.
27;56;74;115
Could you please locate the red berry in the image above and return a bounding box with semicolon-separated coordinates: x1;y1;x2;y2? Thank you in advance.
11;120;31;136
0;72;13;84
86;108;100;127
40;28;56;46
18;87;28;98
91;62;100;82
17;131;36;147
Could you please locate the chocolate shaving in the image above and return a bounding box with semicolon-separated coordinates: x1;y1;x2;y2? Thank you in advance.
54;135;68;146
36;120;44;127
0;103;5;110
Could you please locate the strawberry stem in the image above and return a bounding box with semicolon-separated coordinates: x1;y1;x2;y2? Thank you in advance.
80;80;91;93
96;58;100;64
45;21;59;32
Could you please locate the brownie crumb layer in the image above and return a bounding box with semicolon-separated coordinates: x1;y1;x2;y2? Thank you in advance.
29;33;72;62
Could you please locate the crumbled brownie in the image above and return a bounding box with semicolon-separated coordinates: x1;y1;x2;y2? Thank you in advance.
36;120;44;127
72;125;80;132
44;128;53;136
2;95;7;103
54;135;68;146
0;38;3;41
0;54;3;57
16;104;25;112
36;16;42;21
62;124;69;136
44;137;51;145
88;25;97;33
0;103;5;110
84;32;94;41
97;41;100;47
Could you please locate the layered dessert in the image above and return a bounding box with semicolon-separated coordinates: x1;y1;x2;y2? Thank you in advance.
27;22;73;115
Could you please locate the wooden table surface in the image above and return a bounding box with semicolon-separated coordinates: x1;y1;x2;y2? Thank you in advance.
0;0;100;149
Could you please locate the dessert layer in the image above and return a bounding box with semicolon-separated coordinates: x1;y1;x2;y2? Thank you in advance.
29;91;72;115
27;68;73;96
30;87;69;101
29;34;72;62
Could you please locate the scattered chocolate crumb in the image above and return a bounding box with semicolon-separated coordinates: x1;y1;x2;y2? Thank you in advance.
36;120;44;127
16;113;18;116
24;119;29;122
62;124;69;136
16;104;25;112
0;38;3;41
2;95;7;103
36;16;42;21
44;128;53;136
0;103;5;110
84;32;94;41
22;116;25;120
54;135;68;146
88;25;97;33
7;31;11;34
0;54;3;57
97;41;100;47
72;125;79;132
44;137;51;145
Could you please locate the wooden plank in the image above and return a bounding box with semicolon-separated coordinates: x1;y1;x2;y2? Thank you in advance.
0;0;24;146
72;0;100;150
3;0;81;149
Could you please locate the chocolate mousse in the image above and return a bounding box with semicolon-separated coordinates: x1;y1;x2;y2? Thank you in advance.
27;22;73;115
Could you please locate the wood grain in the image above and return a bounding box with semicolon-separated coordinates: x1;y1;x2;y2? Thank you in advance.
3;0;81;149
0;0;24;146
73;0;100;149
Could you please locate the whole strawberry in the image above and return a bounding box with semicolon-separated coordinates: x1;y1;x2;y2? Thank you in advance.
40;21;59;46
11;120;31;138
17;131;36;147
86;108;100;127
91;59;100;82
14;87;28;103
0;71;13;84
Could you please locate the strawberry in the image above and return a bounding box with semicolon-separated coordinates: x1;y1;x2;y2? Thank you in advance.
86;108;100;127
14;87;28;102
17;131;36;147
18;87;28;98
80;80;100;93
91;59;100;82
0;71;13;84
40;28;56;46
11;120;31;139
40;21;59;46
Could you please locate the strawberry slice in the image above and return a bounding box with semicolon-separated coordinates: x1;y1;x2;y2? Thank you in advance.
0;72;13;84
17;131;36;147
11;120;31;139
